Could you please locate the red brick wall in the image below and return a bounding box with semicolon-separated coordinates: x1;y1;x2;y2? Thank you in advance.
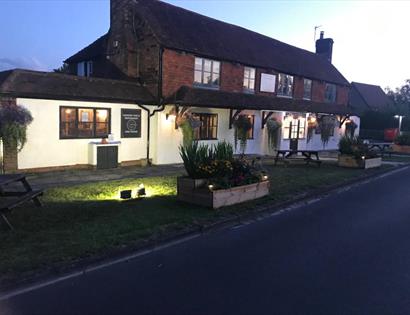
162;49;195;97
293;76;304;99
337;86;350;105
221;62;244;93
312;81;325;103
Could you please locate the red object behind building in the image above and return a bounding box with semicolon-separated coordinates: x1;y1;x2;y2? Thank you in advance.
384;128;399;142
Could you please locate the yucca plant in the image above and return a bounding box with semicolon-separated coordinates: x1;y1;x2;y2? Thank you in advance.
179;142;211;178
213;141;233;161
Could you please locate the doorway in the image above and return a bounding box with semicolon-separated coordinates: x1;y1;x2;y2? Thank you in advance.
288;117;305;151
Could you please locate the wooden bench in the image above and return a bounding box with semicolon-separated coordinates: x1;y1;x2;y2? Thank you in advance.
0;174;43;230
274;150;322;167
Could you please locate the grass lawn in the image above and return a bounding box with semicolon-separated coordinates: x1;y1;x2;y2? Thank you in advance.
0;162;392;285
382;155;410;163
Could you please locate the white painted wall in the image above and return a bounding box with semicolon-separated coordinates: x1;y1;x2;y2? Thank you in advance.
16;98;152;170
152;106;267;165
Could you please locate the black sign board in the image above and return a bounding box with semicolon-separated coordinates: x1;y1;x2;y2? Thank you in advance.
121;109;141;138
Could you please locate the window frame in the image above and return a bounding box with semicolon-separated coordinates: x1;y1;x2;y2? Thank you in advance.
59;106;111;139
194;57;221;89
77;61;93;77
192;113;218;141
324;83;337;103
243;67;256;93
277;73;294;98
303;78;312;100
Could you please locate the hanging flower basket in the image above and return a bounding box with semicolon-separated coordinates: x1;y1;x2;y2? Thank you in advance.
233;115;252;154
266;118;281;151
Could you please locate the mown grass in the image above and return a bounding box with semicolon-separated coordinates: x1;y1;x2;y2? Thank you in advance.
0;162;392;285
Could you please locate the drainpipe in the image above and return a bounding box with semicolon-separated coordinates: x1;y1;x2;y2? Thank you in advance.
136;104;165;166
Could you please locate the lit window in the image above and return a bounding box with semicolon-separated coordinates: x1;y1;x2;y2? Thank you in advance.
260;73;276;93
277;73;293;97
324;83;337;103
243;67;256;92
194;57;220;87
192;113;218;140
60;107;110;139
303;79;312;100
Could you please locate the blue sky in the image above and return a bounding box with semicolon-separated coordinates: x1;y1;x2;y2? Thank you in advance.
0;0;408;89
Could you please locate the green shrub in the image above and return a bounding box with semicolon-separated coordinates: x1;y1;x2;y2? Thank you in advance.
339;135;377;159
394;133;410;145
213;141;233;161
179;142;212;179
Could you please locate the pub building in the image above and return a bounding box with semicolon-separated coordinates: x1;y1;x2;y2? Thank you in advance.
0;0;358;173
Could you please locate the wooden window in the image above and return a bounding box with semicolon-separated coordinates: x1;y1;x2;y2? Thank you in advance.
194;57;220;87
277;73;294;97
192;113;218;140
303;79;312;100
324;83;337;103
243;67;256;92
60;106;111;139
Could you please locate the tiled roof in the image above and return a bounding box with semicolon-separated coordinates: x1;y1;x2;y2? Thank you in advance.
134;0;349;86
167;86;356;115
65;34;108;64
0;69;155;104
350;82;394;112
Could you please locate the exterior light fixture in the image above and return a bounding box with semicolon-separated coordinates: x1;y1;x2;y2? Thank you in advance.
262;175;268;181
120;190;132;199
137;184;146;198
361;156;366;160
208;184;214;191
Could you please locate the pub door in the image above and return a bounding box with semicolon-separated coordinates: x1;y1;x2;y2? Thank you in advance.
288;118;305;151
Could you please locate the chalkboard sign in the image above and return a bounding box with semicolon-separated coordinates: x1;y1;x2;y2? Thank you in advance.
121;109;141;138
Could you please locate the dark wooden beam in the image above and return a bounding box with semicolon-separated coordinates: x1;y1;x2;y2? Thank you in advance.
174;105;179;129
338;115;350;128
229;109;243;129
261;111;274;129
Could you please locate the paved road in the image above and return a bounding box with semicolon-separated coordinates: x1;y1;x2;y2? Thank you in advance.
2;167;410;315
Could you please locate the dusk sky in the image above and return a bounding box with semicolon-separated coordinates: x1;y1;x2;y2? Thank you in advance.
0;0;408;90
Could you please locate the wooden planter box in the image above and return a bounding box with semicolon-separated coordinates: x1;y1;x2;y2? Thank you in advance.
338;155;382;169
177;177;270;209
392;144;410;154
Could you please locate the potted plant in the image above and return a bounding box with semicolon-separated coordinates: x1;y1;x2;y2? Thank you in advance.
392;134;410;154
266;118;281;151
317;115;335;147
233;115;252;155
177;141;270;209
338;136;381;169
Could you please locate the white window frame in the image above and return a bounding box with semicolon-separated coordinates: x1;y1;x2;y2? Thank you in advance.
277;73;294;98
303;79;312;100
194;57;220;88
243;67;256;92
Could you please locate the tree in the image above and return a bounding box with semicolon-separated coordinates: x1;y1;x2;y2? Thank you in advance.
386;79;410;115
53;63;70;74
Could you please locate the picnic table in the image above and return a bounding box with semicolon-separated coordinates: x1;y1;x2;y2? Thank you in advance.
274;150;322;167
0;174;43;230
367;142;392;157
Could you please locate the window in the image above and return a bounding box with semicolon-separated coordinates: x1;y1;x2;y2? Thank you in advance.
243;67;256;92
283;117;306;139
260;73;276;93
77;61;93;77
194;57;220;87
60;106;110;139
324;83;337;103
303;79;312;100
192;113;218;140
277;73;293;97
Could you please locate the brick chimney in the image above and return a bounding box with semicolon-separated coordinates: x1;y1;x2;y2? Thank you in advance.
107;0;139;78
315;31;334;63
